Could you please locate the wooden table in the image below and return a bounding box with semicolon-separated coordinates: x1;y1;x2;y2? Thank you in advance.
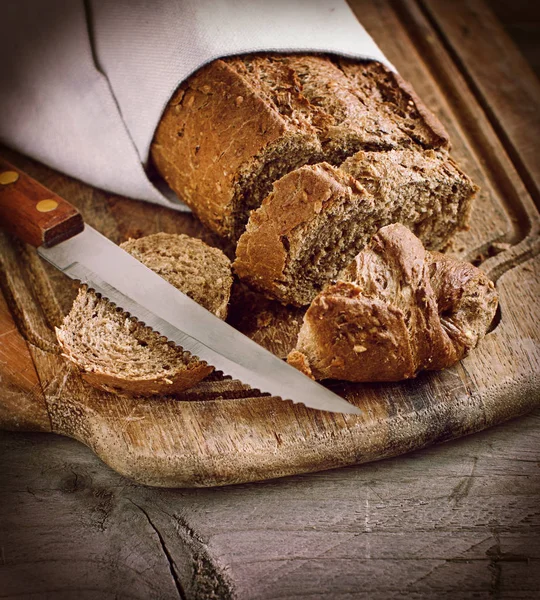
2;411;539;599
1;0;539;597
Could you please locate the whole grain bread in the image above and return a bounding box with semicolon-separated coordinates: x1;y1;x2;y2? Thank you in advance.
121;233;233;319
56;233;232;396
151;55;450;241
234;149;477;306
56;289;213;396
287;224;498;381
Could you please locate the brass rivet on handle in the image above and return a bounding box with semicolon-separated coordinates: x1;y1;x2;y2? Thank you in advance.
0;171;19;185
36;199;59;213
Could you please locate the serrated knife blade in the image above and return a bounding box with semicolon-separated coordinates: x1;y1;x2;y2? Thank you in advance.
38;226;361;415
0;158;360;415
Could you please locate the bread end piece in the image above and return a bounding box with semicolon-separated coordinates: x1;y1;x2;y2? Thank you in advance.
120;232;232;320
234;162;362;306
288;224;498;382
151;57;323;240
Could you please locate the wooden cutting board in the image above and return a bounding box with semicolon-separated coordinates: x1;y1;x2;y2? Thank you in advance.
1;0;539;487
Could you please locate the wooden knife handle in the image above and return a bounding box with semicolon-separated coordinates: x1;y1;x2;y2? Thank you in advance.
0;158;84;247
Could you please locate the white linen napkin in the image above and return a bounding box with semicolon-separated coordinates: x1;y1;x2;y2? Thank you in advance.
0;0;392;210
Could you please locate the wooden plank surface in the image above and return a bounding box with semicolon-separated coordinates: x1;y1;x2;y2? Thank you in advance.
0;286;49;432
488;0;540;78
1;409;538;599
420;0;540;207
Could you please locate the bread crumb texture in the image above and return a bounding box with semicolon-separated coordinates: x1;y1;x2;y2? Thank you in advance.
234;149;476;306
56;233;232;396
153;53;477;308
121;233;232;320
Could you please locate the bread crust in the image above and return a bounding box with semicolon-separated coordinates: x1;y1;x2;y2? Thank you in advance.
151;55;451;240
76;363;212;397
390;70;450;149
234;150;477;306
336;60;450;151
288;224;498;381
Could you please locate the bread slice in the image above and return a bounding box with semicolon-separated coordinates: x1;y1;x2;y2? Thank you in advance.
56;233;232;396
151;55;449;241
234;149;477;306
287;224;498;381
121;233;233;320
56;289;213;396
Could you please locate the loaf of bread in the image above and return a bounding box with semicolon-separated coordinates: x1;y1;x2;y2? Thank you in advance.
151;55;451;242
56;233;232;396
287;224;498;382
151;53;477;308
234;148;476;306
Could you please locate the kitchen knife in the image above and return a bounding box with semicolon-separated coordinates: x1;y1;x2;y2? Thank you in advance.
0;159;361;415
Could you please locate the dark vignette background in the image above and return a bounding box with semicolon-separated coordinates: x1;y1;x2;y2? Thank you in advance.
490;0;540;78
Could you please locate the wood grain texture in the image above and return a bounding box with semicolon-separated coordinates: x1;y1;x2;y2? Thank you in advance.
420;0;540;208
0;1;540;598
1;409;538;599
0;157;83;247
0;0;539;490
489;0;540;79
0;287;49;432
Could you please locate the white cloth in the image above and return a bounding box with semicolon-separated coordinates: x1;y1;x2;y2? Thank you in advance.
0;0;392;210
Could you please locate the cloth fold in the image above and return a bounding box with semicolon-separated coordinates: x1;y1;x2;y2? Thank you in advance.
0;0;392;210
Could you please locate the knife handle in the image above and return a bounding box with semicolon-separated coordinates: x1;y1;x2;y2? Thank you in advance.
0;158;84;247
